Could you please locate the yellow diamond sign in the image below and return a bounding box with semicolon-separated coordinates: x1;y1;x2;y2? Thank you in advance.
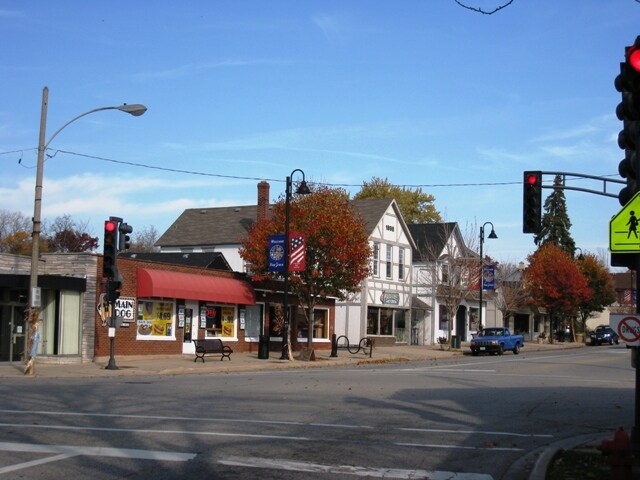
610;191;640;252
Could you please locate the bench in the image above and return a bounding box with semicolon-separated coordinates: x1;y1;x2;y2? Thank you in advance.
193;338;233;362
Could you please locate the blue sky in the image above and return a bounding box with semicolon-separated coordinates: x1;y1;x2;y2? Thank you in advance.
1;1;638;264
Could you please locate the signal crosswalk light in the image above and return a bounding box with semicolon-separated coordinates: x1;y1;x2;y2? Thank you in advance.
523;171;542;234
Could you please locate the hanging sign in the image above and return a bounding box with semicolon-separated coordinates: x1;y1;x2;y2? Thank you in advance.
268;234;285;272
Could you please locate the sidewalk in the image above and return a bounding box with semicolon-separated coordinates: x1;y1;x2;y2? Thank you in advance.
0;341;585;379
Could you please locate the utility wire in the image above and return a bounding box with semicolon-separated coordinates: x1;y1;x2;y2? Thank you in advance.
8;146;620;190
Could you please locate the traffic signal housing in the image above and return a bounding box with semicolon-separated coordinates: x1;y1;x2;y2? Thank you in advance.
616;36;640;206
106;277;122;304
523;171;542;234
103;220;119;278
118;222;133;251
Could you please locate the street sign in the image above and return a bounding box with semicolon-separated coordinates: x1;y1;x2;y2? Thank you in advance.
611;314;640;346
609;192;640;252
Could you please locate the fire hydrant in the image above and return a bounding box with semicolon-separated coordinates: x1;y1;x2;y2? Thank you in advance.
598;427;635;480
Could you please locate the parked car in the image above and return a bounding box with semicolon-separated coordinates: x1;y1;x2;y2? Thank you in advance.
589;325;620;346
470;327;524;356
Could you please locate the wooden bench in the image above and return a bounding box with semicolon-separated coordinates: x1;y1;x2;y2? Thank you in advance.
193;338;233;362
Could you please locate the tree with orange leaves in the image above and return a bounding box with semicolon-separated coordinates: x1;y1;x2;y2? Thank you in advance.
524;243;592;343
240;185;371;352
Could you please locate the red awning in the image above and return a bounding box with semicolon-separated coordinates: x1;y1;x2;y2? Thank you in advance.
136;268;255;305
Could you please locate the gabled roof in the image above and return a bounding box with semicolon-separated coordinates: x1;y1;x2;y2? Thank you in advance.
156;205;259;247
157;197;416;250
350;198;397;234
407;222;461;262
119;252;232;271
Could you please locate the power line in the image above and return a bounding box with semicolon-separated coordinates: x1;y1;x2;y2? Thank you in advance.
10;146;621;190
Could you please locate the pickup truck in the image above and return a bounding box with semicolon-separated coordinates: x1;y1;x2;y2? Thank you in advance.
470;327;524;356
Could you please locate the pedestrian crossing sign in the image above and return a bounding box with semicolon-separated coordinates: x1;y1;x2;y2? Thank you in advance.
610;191;640;252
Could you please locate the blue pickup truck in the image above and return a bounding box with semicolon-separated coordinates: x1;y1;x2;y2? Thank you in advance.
470;327;524;356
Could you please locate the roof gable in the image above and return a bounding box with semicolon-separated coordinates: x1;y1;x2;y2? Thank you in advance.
157;197;416;250
156;205;259;247
408;222;462;262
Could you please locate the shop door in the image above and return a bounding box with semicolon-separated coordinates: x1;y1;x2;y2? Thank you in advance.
182;302;197;354
0;305;25;363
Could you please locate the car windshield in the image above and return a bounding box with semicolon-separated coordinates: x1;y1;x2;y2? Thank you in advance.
481;329;503;337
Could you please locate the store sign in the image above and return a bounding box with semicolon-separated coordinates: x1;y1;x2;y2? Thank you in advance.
381;292;400;305
114;297;136;326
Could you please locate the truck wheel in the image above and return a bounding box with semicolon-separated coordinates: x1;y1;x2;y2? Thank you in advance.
497;345;504;356
513;343;520;355
471;349;479;356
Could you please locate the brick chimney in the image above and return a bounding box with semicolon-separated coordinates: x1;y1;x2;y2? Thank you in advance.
257;181;270;221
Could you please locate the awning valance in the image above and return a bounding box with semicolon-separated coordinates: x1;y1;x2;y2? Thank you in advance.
136;268;255;305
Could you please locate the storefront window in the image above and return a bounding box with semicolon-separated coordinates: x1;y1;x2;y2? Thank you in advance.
296;308;329;340
367;306;397;336
137;300;175;340
244;304;263;340
201;304;236;338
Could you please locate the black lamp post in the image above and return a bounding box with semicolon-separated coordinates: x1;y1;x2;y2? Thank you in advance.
478;222;498;332
281;169;311;360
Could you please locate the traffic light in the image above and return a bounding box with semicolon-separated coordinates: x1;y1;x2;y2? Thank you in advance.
103;220;119;278
118;222;133;251
616;36;640;206
106;277;122;304
523;171;542;234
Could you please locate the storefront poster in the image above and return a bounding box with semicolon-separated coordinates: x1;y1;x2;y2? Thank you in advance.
137;301;173;337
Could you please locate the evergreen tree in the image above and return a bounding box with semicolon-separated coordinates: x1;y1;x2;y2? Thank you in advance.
534;175;576;255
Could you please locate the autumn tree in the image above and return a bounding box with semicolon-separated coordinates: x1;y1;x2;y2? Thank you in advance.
525;243;591;343
46;214;98;253
0;210;33;253
240;185;371;354
534;175;576;255
354;177;442;223
577;254;616;338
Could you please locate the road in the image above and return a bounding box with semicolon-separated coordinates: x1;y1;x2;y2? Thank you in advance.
0;345;634;479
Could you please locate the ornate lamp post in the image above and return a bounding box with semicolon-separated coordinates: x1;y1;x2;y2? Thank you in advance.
25;86;146;374
478;222;498;332
280;169;311;360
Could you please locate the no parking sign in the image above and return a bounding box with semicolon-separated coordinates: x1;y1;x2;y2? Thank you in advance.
611;314;640;346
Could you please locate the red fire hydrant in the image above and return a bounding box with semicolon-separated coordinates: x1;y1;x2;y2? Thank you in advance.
599;427;635;480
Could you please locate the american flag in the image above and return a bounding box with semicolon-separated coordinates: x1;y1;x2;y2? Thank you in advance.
289;233;306;272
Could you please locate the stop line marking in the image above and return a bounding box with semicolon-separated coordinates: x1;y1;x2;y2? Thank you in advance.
219;455;494;479
0;441;196;474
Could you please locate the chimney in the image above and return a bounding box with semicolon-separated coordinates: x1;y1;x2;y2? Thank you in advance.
257;181;270;221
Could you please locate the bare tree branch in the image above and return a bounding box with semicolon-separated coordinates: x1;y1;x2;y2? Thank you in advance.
454;0;514;14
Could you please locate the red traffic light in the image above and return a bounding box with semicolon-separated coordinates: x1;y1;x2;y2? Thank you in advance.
526;173;539;185
104;220;117;232
629;46;640;72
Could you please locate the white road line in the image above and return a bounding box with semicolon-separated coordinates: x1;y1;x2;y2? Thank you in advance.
0;409;372;431
0;422;310;442
395;442;523;452
0;442;196;474
400;427;553;438
218;455;495;479
0;453;78;475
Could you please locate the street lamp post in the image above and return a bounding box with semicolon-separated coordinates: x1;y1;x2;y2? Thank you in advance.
280;169;311;360
478;222;498;332
25;86;146;374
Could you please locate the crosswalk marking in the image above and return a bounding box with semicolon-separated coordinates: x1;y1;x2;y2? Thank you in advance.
0;442;196;474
